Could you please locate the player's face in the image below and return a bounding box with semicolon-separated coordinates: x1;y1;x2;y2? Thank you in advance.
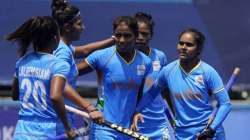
177;32;200;62
114;22;136;53
68;16;84;41
135;22;152;50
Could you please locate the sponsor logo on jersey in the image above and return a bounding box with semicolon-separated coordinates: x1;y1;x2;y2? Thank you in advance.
152;60;161;71
137;65;146;76
195;75;204;86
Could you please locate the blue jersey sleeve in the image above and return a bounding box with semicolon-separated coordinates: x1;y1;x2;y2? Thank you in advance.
206;67;232;129
206;68;225;94
51;60;71;80
54;46;73;65
85;50;103;70
210;89;232;129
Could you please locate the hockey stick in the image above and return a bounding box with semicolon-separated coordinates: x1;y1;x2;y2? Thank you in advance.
51;105;150;140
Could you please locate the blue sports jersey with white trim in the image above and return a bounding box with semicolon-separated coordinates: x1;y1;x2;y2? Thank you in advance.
15;52;70;120
157;60;225;128
86;46;152;128
53;40;78;88
137;48;170;139
136;60;230;140
53;40;78;109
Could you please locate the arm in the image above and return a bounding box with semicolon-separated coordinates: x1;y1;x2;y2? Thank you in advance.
64;83;104;123
74;37;115;58
162;87;176;127
197;89;231;140
77;59;94;76
209;89;232;129
64;83;94;111
11;78;19;101
50;76;72;134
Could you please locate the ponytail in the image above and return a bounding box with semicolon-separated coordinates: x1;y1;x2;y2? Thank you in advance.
6;16;59;56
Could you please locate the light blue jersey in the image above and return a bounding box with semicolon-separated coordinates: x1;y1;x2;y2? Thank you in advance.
137;48;173;140
13;52;70;139
156;60;229;140
86;46;151;139
53;40;78;88
53;40;78;133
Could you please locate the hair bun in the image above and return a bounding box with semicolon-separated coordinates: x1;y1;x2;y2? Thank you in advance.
51;0;69;12
135;12;152;20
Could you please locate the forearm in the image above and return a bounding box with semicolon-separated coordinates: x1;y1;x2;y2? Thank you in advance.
77;60;93;76
74;37;115;58
51;96;71;131
210;90;232;129
64;84;95;112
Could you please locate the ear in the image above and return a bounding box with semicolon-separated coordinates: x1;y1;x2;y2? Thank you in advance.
63;23;71;32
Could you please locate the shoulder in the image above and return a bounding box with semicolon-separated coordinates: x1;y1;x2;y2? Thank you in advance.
151;48;166;57
50;57;70;70
137;50;151;64
164;60;178;69
137;50;150;60
200;61;218;74
151;47;167;63
16;53;33;66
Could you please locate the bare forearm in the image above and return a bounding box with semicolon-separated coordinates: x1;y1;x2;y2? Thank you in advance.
77;60;93;76
50;77;71;131
64;84;95;112
51;97;71;131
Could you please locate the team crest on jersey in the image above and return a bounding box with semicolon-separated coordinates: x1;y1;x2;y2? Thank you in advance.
152;60;161;71
137;65;146;76
195;75;204;86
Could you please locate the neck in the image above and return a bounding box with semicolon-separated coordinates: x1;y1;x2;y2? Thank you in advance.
140;46;150;56
180;58;200;73
36;47;53;54
117;49;135;63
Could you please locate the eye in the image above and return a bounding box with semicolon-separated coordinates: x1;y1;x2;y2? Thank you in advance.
185;42;194;47
141;32;150;37
123;33;133;38
114;33;122;38
178;41;185;46
178;41;194;47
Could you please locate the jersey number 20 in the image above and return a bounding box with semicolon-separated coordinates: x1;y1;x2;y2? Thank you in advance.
21;78;48;110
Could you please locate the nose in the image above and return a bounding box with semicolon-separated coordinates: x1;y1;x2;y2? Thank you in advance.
181;44;187;49
119;36;126;43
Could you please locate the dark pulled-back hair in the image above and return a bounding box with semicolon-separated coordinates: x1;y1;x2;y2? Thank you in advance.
51;0;80;27
113;16;138;37
134;12;155;36
179;28;206;52
6;16;59;57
